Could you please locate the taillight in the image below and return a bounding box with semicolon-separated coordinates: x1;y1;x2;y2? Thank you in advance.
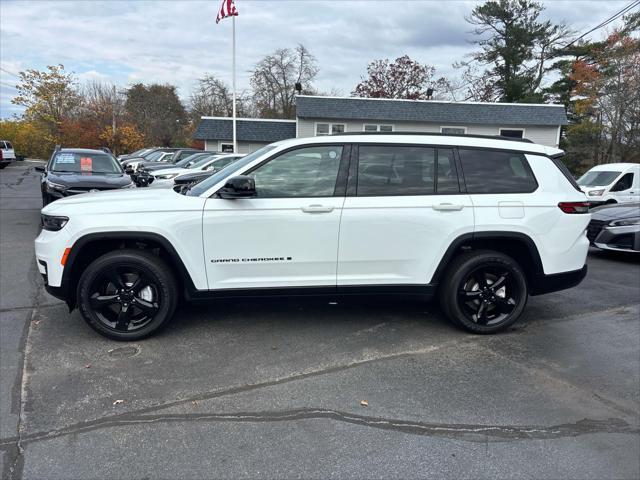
558;202;590;214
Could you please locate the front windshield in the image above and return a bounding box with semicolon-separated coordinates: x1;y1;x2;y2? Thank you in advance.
175;152;210;168
190;154;220;169
187;145;277;196
577;171;621;187
144;150;170;161
50;152;122;174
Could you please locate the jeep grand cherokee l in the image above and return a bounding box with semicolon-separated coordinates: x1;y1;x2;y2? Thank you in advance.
35;133;590;340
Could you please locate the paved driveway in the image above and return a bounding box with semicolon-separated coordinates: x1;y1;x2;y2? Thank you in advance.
1;162;639;479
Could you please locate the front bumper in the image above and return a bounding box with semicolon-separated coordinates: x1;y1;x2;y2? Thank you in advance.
593;224;640;253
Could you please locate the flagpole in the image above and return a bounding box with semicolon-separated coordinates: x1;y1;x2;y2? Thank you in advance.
232;15;237;154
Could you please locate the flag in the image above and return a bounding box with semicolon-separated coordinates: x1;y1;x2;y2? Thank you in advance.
216;0;238;24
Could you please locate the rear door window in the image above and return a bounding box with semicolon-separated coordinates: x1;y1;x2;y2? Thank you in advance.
5;142;13;149
458;149;537;193
357;146;435;196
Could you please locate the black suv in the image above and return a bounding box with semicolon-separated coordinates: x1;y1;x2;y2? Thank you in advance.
36;148;135;206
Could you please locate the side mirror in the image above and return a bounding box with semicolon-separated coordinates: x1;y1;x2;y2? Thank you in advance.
218;176;256;199
34;165;45;173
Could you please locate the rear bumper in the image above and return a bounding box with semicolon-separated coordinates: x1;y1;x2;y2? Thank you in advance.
530;265;588;296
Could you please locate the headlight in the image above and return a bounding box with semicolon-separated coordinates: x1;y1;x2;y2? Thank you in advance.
588;189;605;196
45;179;66;192
154;173;178;180
609;217;640;227
41;214;69;231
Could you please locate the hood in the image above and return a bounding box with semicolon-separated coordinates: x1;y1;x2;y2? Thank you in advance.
42;186;205;215
174;170;213;184
590;203;640;221
138;160;176;169
47;171;132;189
141;163;181;172
121;157;144;167
151;167;188;176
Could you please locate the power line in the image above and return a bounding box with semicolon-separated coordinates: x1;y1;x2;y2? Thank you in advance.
564;0;640;48
0;81;17;90
0;67;20;78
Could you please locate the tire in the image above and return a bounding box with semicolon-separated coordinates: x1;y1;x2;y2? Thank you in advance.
77;249;179;340
439;250;528;334
0;164;6;169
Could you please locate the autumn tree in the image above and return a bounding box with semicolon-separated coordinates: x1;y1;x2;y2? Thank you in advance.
124;83;187;146
250;44;318;119
461;0;572;102
11;64;81;145
353;55;450;100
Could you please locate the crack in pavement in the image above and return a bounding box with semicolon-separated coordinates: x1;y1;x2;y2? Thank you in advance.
0;409;636;449
1;254;42;480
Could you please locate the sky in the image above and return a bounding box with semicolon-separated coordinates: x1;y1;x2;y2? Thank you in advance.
0;0;636;118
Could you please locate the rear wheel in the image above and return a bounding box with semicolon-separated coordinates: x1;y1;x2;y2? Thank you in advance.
439;250;528;334
77;249;178;340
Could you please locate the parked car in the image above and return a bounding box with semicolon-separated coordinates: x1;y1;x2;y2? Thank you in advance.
138;151;214;173
135;149;202;172
117;148;155;161
0;140;16;168
35;148;135;206
587;202;640;253
149;154;244;188
172;168;222;193
120;148;178;168
122;151;177;172
35;133;590;340
577;163;640;206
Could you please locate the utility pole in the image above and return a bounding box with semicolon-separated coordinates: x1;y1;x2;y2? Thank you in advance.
112;85;117;155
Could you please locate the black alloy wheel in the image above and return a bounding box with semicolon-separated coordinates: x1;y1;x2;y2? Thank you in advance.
440;250;528;334
77;250;178;340
88;266;160;333
457;265;520;326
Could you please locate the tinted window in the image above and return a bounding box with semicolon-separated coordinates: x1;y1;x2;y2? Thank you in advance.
357;146;435;196
459;149;537;193
499;129;524;138
248;145;342;198
436;148;459;193
613;173;633;191
50;152;122;174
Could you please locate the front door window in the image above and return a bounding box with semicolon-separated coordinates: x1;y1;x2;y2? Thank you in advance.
248;145;343;198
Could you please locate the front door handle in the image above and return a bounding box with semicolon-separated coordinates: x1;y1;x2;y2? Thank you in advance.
301;204;334;213
432;203;463;211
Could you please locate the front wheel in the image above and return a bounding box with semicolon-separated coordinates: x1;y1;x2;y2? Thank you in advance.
439;250;528;334
77;249;178;340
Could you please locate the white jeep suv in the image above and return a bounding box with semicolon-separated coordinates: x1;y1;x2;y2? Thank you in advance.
35;134;590;340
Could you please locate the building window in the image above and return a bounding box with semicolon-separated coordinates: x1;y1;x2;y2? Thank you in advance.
440;126;467;135
363;124;394;132
219;142;234;153
315;123;346;136
499;128;525;139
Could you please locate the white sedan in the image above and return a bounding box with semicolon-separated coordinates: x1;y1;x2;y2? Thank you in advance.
149;154;244;188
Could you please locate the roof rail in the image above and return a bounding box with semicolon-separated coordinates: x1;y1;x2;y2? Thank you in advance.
329;131;534;144
100;147;113;154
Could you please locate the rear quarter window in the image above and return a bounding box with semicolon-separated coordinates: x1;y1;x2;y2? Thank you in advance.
458;149;537;194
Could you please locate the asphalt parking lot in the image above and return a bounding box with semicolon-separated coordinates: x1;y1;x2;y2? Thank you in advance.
1;161;639;479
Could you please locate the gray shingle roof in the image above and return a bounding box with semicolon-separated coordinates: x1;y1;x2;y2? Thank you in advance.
193;118;296;142
296;96;567;126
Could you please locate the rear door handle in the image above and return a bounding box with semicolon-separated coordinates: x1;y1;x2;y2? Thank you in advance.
432;203;463;211
301;204;334;213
